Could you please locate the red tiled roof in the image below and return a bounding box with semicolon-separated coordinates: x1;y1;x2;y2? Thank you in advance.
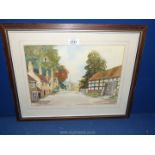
89;65;122;81
38;74;49;83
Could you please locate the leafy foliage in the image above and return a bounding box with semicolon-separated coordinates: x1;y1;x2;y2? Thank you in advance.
80;50;107;88
55;65;69;82
24;45;60;75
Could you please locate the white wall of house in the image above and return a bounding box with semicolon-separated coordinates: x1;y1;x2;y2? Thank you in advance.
27;61;42;89
88;77;120;97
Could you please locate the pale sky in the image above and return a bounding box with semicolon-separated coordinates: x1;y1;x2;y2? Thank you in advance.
55;45;125;83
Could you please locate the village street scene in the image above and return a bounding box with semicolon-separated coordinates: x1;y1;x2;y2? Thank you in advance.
24;45;124;107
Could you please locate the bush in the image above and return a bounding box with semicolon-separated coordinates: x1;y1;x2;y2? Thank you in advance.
87;92;101;97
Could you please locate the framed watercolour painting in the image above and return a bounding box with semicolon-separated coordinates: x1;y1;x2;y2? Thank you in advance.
0;24;146;120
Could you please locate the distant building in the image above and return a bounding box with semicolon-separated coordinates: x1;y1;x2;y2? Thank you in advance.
65;81;79;91
88;66;122;97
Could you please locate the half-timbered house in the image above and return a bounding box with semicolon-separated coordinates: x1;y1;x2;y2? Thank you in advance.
88;66;122;97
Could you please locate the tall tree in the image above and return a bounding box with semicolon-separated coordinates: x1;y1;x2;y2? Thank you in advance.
55;65;69;89
80;50;107;88
55;65;69;82
24;45;60;74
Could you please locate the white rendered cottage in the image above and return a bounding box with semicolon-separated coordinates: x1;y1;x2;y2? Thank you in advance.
27;61;57;102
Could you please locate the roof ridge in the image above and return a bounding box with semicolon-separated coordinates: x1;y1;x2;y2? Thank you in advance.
89;65;122;81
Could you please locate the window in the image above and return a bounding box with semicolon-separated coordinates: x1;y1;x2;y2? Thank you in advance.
30;81;36;88
32;91;38;101
91;83;95;86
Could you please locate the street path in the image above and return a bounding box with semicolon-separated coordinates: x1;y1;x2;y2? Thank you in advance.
32;91;116;107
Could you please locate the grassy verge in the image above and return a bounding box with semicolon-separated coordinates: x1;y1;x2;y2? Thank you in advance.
86;92;101;97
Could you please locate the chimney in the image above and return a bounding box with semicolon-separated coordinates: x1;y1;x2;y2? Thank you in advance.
46;70;49;80
28;61;34;73
51;68;53;78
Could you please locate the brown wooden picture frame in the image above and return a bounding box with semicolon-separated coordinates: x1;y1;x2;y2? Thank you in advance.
0;23;147;121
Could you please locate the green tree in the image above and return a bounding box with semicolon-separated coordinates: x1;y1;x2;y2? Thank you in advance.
80;50;107;88
24;45;60;74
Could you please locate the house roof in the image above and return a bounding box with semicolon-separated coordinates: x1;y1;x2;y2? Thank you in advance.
38;74;49;83
36;86;42;91
28;75;37;82
89;65;122;81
